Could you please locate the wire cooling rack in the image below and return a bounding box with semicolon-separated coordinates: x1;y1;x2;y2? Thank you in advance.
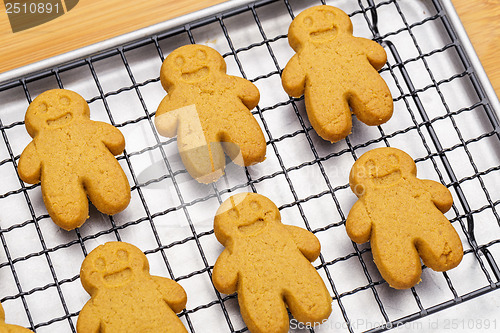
0;0;499;332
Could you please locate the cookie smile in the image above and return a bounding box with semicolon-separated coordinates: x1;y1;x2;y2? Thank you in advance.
46;113;73;127
238;218;266;234
104;267;132;285
181;67;209;81
310;27;337;40
371;169;402;186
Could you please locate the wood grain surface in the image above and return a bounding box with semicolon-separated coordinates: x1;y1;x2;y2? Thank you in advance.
0;0;227;75
451;0;500;95
0;0;498;96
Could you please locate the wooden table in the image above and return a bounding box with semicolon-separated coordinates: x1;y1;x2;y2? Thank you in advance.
451;0;500;96
0;0;498;95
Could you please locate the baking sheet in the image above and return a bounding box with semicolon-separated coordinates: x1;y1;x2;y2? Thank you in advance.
0;0;499;332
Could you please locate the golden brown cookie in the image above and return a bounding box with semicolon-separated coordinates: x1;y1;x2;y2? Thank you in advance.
0;303;33;332
282;5;393;142
346;147;463;289
154;44;266;183
77;241;188;333
213;193;332;333
18;89;131;230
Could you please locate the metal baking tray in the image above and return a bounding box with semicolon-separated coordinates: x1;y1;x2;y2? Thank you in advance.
0;0;499;332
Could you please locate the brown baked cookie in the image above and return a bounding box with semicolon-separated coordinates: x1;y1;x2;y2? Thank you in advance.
18;89;131;230
346;147;463;289
0;303;33;332
154;44;266;183
213;193;332;333
282;5;393;142
77;241;188;333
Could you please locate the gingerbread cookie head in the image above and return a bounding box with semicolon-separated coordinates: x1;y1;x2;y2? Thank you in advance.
350;147;417;196
24;89;90;137
160;44;226;90
288;5;353;51
80;242;148;296
214;193;281;244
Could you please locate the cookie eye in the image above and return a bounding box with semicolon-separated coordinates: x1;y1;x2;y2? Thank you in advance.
90;271;100;282
59;96;70;106
365;159;376;176
303;16;313;27
228;208;239;219
175;55;185;67
324;11;335;21
388;154;399;166
95;257;106;270
197;49;207;61
249;200;261;211
37;102;48;113
116;249;129;262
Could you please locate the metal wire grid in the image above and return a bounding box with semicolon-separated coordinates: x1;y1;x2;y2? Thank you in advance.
0;0;499;332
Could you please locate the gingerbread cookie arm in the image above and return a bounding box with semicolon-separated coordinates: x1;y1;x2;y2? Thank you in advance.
356;37;387;71
18;141;42;184
155;94;180;138
1;304;34;332
282;54;306;97
96;122;126;156
212;249;239;295
231;76;260;110
285;225;321;262
76;302;101;333
151;276;188;313
346;199;372;244
421;179;453;213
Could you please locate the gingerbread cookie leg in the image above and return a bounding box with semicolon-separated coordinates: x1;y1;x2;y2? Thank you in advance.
175;105;226;183
349;79;393;126
239;288;289;333
219;115;266;167
416;221;463;272
305;87;352;142
284;277;331;325
371;234;422;289
41;174;88;230
83;163;130;215
178;140;226;184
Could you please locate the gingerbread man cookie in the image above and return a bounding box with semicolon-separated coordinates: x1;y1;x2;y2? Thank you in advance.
213;193;332;333
0;303;33;332
18;89;131;230
77;242;188;333
346;147;463;289
282;5;393;142
155;44;266;183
